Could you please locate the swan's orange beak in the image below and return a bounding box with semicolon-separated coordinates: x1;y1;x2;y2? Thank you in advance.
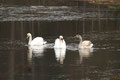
61;40;63;43
61;38;64;43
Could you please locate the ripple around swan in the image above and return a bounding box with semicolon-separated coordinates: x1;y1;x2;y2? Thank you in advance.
67;43;78;51
0;40;79;51
0;41;27;50
45;43;54;49
45;43;79;51
0;41;96;51
117;49;120;51
0;32;119;52
0;40;117;52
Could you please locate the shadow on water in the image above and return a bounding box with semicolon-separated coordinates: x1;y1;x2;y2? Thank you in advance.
0;4;120;80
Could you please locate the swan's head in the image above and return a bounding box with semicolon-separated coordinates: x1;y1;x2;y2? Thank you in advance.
75;34;81;38
59;35;64;42
59;35;63;40
27;33;32;38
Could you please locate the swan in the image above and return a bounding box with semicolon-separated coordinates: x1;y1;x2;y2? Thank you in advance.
27;33;47;46
54;35;66;48
75;34;93;49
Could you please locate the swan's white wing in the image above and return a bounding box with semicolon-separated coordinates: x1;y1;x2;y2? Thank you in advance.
82;41;89;45
54;38;60;48
54;38;66;48
81;41;93;48
82;41;91;46
31;37;44;45
61;40;66;48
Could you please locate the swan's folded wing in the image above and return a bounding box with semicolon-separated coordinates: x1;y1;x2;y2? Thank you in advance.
54;38;60;48
82;41;91;46
31;37;44;45
54;38;66;48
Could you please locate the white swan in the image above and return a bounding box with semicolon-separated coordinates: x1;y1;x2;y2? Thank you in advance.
27;33;47;46
54;35;66;48
75;34;93;49
54;48;66;64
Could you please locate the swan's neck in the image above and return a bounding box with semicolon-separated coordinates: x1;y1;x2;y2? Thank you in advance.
28;36;32;45
79;36;83;45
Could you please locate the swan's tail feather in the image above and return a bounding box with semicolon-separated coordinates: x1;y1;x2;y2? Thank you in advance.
90;44;93;48
43;41;47;45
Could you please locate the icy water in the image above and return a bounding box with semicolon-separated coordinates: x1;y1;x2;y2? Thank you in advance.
0;5;120;80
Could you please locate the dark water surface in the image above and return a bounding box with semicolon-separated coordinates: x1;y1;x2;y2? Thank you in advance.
0;5;120;80
0;32;120;80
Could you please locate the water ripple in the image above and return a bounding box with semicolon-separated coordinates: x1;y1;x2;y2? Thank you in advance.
0;6;109;21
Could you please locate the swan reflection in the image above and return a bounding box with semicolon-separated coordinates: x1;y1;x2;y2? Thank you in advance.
27;45;45;63
79;48;93;64
30;45;45;54
54;48;66;64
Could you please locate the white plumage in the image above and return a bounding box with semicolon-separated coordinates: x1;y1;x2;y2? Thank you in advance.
54;35;66;48
27;33;47;46
75;34;93;49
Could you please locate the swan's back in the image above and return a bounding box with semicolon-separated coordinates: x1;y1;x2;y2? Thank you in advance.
80;40;93;48
31;37;46;46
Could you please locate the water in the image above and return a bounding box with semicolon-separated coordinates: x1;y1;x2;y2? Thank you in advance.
0;31;120;80
0;3;120;80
